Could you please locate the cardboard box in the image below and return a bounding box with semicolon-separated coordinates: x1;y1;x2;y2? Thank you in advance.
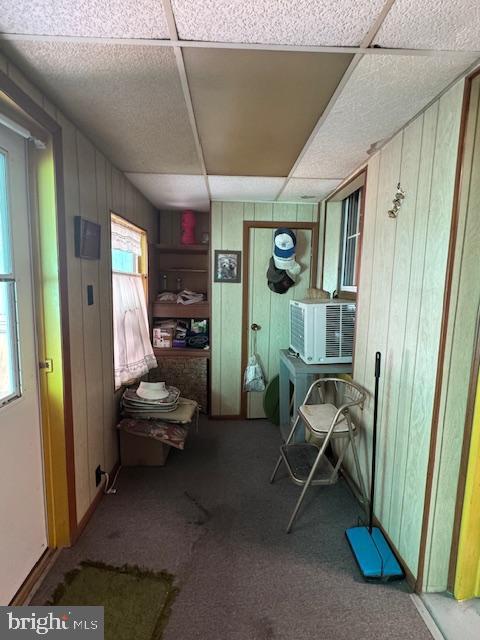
120;431;170;466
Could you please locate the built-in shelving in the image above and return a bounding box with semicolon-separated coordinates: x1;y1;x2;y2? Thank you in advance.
153;347;210;359
152;302;209;318
154;243;209;254
164;268;208;273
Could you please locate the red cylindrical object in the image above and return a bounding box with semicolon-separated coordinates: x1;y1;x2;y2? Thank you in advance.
181;210;196;245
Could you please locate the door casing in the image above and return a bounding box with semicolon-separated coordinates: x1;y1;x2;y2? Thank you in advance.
240;220;318;418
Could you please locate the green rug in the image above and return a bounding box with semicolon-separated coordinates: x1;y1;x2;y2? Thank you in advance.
50;562;178;640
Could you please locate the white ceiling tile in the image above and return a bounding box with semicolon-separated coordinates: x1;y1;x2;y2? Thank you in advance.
0;0;169;38
2;41;200;174
172;0;386;46
278;178;341;202
126;174;210;211
374;0;480;51
208;176;285;202
293;54;477;179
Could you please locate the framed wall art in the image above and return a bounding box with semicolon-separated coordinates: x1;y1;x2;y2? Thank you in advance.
214;250;241;283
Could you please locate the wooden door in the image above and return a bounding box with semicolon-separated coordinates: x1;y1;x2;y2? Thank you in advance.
246;226;314;419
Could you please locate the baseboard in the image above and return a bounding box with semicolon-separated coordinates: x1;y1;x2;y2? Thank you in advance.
9;547;59;605
70;461;120;546
209;414;243;420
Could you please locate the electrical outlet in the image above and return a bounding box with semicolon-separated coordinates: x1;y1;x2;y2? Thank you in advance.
95;465;102;487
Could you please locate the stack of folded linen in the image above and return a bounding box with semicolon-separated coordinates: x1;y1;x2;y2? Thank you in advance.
121;381;180;417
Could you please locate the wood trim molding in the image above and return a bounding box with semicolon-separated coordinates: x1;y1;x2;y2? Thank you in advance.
326;167;367;203
415;70;475;593
0;70;77;542
240;220;319;418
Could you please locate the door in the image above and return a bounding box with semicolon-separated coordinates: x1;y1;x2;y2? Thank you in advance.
246;226;314;418
0;124;47;604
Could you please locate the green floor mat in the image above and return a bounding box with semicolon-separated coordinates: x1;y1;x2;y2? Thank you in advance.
50;562;178;640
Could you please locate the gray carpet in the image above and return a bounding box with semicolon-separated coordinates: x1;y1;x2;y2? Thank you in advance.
33;418;432;640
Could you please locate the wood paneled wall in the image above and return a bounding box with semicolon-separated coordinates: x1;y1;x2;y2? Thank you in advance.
424;76;480;593
211;201;317;416
341;80;464;579
1;54;158;524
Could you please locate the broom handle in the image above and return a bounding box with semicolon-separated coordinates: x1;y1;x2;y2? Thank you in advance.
369;352;381;534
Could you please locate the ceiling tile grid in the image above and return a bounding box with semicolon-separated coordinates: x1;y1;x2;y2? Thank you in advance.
126;174;210;211
278;178;341;202
374;0;480;52
1;41;201;174
293;53;477;180
208;176;285;201
0;0;169;39
172;0;387;47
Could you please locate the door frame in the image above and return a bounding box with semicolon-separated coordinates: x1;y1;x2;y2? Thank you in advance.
0;71;77;549
240;220;319;418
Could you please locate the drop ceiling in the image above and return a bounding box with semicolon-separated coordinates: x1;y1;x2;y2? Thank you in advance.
0;0;479;210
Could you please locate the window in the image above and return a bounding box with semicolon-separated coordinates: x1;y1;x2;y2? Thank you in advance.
339;188;362;292
0;150;20;405
111;214;156;389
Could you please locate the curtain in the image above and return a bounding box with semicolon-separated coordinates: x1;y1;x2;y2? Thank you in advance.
112;272;157;389
111;220;142;256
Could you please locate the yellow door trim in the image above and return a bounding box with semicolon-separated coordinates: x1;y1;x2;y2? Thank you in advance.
30;138;73;546
454;366;480;600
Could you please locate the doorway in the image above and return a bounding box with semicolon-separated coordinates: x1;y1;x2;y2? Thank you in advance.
242;221;318;419
0;123;48;603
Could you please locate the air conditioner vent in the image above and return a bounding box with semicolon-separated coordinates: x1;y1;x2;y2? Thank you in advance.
290;305;304;354
326;305;341;357
340;304;355;357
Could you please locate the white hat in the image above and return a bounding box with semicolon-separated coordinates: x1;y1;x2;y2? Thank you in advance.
136;381;169;401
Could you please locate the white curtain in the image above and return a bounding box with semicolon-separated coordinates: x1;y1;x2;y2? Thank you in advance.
113;272;157;389
111;220;142;256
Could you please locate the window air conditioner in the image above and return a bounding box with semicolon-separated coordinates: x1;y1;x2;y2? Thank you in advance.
289;299;356;364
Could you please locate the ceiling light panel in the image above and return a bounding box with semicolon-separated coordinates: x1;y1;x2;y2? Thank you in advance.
0;0;169;38
172;0;386;46
1;41;201;174
126;174;210;211
293;53;476;179
374;0;480;51
209;176;285;201
278;178;341;202
184;48;352;177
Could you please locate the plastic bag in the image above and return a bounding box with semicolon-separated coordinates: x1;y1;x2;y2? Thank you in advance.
243;354;266;392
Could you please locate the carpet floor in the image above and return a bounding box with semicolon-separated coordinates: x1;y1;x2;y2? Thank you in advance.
33;418;432;640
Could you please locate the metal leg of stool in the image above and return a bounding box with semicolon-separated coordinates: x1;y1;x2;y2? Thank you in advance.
270;414;301;484
286;436;330;533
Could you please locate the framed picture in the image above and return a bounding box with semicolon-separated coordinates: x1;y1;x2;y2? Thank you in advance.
74;216;101;259
214;250;241;283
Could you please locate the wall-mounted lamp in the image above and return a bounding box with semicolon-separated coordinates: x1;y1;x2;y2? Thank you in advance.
388;183;405;219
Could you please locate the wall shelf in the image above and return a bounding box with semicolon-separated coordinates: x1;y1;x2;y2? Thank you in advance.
152;301;210;318
153;347;210;359
164;268;208;273
154;243;209;254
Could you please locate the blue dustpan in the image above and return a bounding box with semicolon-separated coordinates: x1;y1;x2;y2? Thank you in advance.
347;353;404;581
